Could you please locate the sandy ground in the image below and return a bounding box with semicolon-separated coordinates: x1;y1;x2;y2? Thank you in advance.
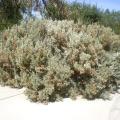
0;86;120;120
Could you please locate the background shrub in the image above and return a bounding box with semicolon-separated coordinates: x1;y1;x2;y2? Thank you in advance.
0;0;120;35
42;1;120;34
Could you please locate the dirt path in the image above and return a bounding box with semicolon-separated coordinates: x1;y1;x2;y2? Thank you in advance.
0;86;120;120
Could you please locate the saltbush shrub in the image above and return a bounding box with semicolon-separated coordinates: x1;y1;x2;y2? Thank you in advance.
0;19;120;103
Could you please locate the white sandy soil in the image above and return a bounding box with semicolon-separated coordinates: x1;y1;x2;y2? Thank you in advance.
0;86;120;120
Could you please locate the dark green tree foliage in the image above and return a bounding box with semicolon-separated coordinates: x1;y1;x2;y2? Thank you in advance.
0;0;22;30
0;0;34;31
0;0;22;20
82;5;101;23
69;2;102;23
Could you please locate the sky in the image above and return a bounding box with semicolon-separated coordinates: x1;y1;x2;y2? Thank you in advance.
68;0;120;11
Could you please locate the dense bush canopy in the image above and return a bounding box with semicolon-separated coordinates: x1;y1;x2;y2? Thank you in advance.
0;19;120;103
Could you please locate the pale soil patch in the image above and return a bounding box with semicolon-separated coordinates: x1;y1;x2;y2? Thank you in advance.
0;86;120;120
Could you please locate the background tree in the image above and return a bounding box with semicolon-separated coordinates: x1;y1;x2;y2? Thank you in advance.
0;0;120;34
0;0;33;31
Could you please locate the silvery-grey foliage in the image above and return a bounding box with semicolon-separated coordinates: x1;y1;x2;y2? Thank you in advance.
0;19;120;103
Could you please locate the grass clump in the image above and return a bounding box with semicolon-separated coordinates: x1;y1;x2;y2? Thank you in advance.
0;19;120;103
